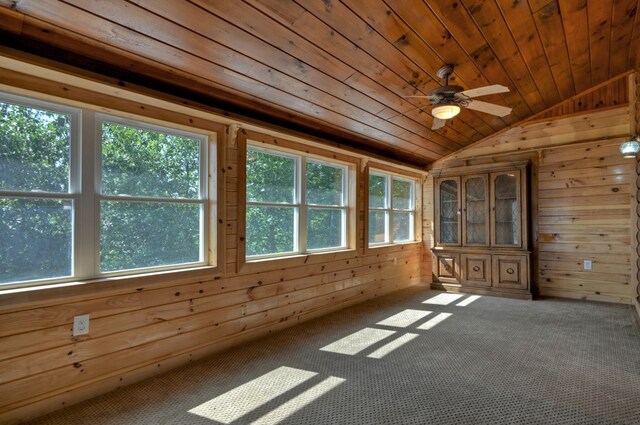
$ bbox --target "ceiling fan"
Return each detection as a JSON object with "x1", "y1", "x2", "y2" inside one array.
[{"x1": 405, "y1": 64, "x2": 512, "y2": 130}]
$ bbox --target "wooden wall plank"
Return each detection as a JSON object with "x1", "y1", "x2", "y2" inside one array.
[
  {"x1": 428, "y1": 97, "x2": 635, "y2": 305},
  {"x1": 0, "y1": 64, "x2": 427, "y2": 422}
]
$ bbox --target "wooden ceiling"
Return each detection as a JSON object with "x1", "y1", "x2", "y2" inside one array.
[{"x1": 0, "y1": 0, "x2": 639, "y2": 166}]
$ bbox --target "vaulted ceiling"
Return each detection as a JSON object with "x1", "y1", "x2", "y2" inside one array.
[{"x1": 0, "y1": 0, "x2": 639, "y2": 166}]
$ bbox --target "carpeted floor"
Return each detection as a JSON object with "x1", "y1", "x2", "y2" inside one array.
[{"x1": 25, "y1": 286, "x2": 640, "y2": 425}]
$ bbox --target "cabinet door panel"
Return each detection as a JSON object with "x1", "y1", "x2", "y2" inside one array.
[
  {"x1": 435, "y1": 177, "x2": 461, "y2": 246},
  {"x1": 462, "y1": 175, "x2": 489, "y2": 246},
  {"x1": 434, "y1": 252, "x2": 459, "y2": 282},
  {"x1": 492, "y1": 255, "x2": 528, "y2": 289},
  {"x1": 460, "y1": 253, "x2": 491, "y2": 286},
  {"x1": 491, "y1": 171, "x2": 522, "y2": 248}
]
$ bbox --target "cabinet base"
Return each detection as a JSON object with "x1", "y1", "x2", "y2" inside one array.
[{"x1": 431, "y1": 282, "x2": 533, "y2": 301}]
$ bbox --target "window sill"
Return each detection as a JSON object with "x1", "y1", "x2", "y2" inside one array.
[
  {"x1": 239, "y1": 248, "x2": 358, "y2": 274},
  {"x1": 366, "y1": 241, "x2": 422, "y2": 254},
  {"x1": 0, "y1": 265, "x2": 223, "y2": 312}
]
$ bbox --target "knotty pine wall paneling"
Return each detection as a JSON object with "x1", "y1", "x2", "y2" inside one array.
[
  {"x1": 0, "y1": 69, "x2": 425, "y2": 424},
  {"x1": 426, "y1": 77, "x2": 635, "y2": 303},
  {"x1": 633, "y1": 71, "x2": 640, "y2": 317}
]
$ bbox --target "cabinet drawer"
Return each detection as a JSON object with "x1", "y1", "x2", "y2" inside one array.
[
  {"x1": 460, "y1": 254, "x2": 491, "y2": 286},
  {"x1": 434, "y1": 252, "x2": 459, "y2": 283},
  {"x1": 492, "y1": 255, "x2": 528, "y2": 289}
]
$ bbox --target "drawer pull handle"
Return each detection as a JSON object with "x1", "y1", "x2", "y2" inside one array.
[
  {"x1": 506, "y1": 268, "x2": 515, "y2": 275},
  {"x1": 473, "y1": 266, "x2": 480, "y2": 272}
]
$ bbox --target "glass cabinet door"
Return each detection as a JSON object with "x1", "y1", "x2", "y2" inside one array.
[
  {"x1": 491, "y1": 171, "x2": 521, "y2": 247},
  {"x1": 437, "y1": 177, "x2": 460, "y2": 245},
  {"x1": 463, "y1": 175, "x2": 489, "y2": 246}
]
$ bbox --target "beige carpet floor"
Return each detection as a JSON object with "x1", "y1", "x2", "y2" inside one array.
[{"x1": 24, "y1": 286, "x2": 640, "y2": 424}]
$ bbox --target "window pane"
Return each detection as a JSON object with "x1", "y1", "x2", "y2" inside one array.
[
  {"x1": 465, "y1": 177, "x2": 487, "y2": 245},
  {"x1": 369, "y1": 174, "x2": 387, "y2": 208},
  {"x1": 306, "y1": 161, "x2": 344, "y2": 206},
  {"x1": 246, "y1": 205, "x2": 295, "y2": 256},
  {"x1": 100, "y1": 201, "x2": 201, "y2": 272},
  {"x1": 307, "y1": 208, "x2": 343, "y2": 250},
  {"x1": 392, "y1": 179, "x2": 413, "y2": 210},
  {"x1": 440, "y1": 179, "x2": 458, "y2": 244},
  {"x1": 393, "y1": 212, "x2": 413, "y2": 242},
  {"x1": 368, "y1": 210, "x2": 387, "y2": 244},
  {"x1": 101, "y1": 122, "x2": 200, "y2": 198},
  {"x1": 0, "y1": 197, "x2": 72, "y2": 284},
  {"x1": 494, "y1": 174, "x2": 518, "y2": 245},
  {"x1": 0, "y1": 101, "x2": 71, "y2": 193},
  {"x1": 246, "y1": 148, "x2": 295, "y2": 204}
]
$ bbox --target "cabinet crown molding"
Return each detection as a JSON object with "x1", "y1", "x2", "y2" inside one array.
[{"x1": 429, "y1": 160, "x2": 529, "y2": 178}]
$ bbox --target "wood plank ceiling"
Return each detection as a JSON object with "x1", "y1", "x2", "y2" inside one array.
[{"x1": 0, "y1": 0, "x2": 639, "y2": 166}]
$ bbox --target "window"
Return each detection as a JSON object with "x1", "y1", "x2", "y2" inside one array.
[
  {"x1": 0, "y1": 96, "x2": 78, "y2": 285},
  {"x1": 246, "y1": 145, "x2": 348, "y2": 258},
  {"x1": 0, "y1": 92, "x2": 213, "y2": 288},
  {"x1": 368, "y1": 171, "x2": 415, "y2": 245},
  {"x1": 98, "y1": 117, "x2": 207, "y2": 273}
]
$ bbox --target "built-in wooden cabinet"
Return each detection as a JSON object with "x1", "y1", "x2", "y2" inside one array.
[{"x1": 432, "y1": 161, "x2": 531, "y2": 299}]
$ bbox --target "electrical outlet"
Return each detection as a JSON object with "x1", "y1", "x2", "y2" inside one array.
[
  {"x1": 393, "y1": 257, "x2": 398, "y2": 265},
  {"x1": 73, "y1": 314, "x2": 90, "y2": 336},
  {"x1": 583, "y1": 260, "x2": 592, "y2": 271}
]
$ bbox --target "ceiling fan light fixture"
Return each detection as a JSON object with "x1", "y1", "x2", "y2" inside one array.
[
  {"x1": 432, "y1": 104, "x2": 460, "y2": 120},
  {"x1": 620, "y1": 137, "x2": 640, "y2": 158}
]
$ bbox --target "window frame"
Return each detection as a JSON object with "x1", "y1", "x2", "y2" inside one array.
[
  {"x1": 0, "y1": 93, "x2": 81, "y2": 287},
  {"x1": 94, "y1": 114, "x2": 210, "y2": 277},
  {"x1": 0, "y1": 92, "x2": 218, "y2": 290},
  {"x1": 367, "y1": 169, "x2": 417, "y2": 247},
  {"x1": 245, "y1": 143, "x2": 350, "y2": 260}
]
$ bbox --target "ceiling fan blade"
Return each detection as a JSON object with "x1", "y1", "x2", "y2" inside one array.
[
  {"x1": 431, "y1": 117, "x2": 446, "y2": 130},
  {"x1": 464, "y1": 100, "x2": 512, "y2": 117},
  {"x1": 459, "y1": 84, "x2": 509, "y2": 98}
]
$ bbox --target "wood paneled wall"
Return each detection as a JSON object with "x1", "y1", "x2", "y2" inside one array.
[
  {"x1": 0, "y1": 68, "x2": 424, "y2": 423},
  {"x1": 537, "y1": 141, "x2": 634, "y2": 303},
  {"x1": 633, "y1": 71, "x2": 640, "y2": 317},
  {"x1": 425, "y1": 100, "x2": 635, "y2": 304}
]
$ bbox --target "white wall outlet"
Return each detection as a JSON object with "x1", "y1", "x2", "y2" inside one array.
[
  {"x1": 73, "y1": 314, "x2": 90, "y2": 336},
  {"x1": 393, "y1": 257, "x2": 398, "y2": 265},
  {"x1": 583, "y1": 260, "x2": 592, "y2": 271}
]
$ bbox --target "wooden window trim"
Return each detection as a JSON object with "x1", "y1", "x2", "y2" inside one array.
[
  {"x1": 237, "y1": 129, "x2": 360, "y2": 274},
  {"x1": 364, "y1": 162, "x2": 423, "y2": 255}
]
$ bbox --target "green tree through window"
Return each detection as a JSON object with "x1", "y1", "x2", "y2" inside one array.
[{"x1": 246, "y1": 146, "x2": 348, "y2": 258}]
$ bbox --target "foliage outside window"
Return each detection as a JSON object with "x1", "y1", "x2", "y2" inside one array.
[
  {"x1": 98, "y1": 118, "x2": 207, "y2": 273},
  {"x1": 0, "y1": 93, "x2": 211, "y2": 287},
  {"x1": 246, "y1": 145, "x2": 348, "y2": 258},
  {"x1": 0, "y1": 98, "x2": 75, "y2": 284},
  {"x1": 368, "y1": 171, "x2": 415, "y2": 245}
]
